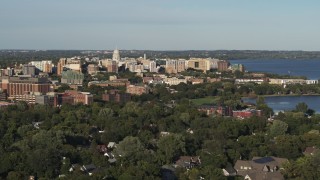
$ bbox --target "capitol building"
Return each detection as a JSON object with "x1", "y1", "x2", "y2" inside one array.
[{"x1": 112, "y1": 48, "x2": 120, "y2": 62}]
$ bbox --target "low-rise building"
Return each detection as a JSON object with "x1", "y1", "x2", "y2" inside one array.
[
  {"x1": 88, "y1": 79, "x2": 130, "y2": 87},
  {"x1": 232, "y1": 109, "x2": 262, "y2": 119},
  {"x1": 102, "y1": 90, "x2": 131, "y2": 103},
  {"x1": 87, "y1": 64, "x2": 99, "y2": 75},
  {"x1": 269, "y1": 78, "x2": 306, "y2": 85},
  {"x1": 235, "y1": 78, "x2": 267, "y2": 84},
  {"x1": 126, "y1": 85, "x2": 149, "y2": 95},
  {"x1": 164, "y1": 77, "x2": 187, "y2": 86},
  {"x1": 198, "y1": 105, "x2": 232, "y2": 116},
  {"x1": 54, "y1": 91, "x2": 93, "y2": 106}
]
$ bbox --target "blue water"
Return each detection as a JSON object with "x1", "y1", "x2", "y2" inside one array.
[
  {"x1": 230, "y1": 59, "x2": 320, "y2": 80},
  {"x1": 243, "y1": 96, "x2": 320, "y2": 113}
]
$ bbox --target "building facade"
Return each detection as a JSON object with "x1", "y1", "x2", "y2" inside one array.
[
  {"x1": 126, "y1": 85, "x2": 149, "y2": 95},
  {"x1": 61, "y1": 70, "x2": 84, "y2": 85},
  {"x1": 102, "y1": 90, "x2": 131, "y2": 103},
  {"x1": 1, "y1": 76, "x2": 51, "y2": 100}
]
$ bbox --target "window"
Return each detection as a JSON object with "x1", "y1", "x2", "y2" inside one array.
[{"x1": 195, "y1": 62, "x2": 199, "y2": 68}]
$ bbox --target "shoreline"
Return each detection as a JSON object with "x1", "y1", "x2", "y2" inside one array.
[{"x1": 243, "y1": 94, "x2": 320, "y2": 98}]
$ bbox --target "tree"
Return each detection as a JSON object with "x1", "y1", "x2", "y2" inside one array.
[
  {"x1": 157, "y1": 134, "x2": 186, "y2": 164},
  {"x1": 269, "y1": 120, "x2": 288, "y2": 138},
  {"x1": 115, "y1": 136, "x2": 144, "y2": 159},
  {"x1": 295, "y1": 102, "x2": 308, "y2": 113}
]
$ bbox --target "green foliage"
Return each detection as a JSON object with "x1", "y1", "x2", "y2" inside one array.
[
  {"x1": 157, "y1": 134, "x2": 186, "y2": 164},
  {"x1": 269, "y1": 120, "x2": 288, "y2": 138},
  {"x1": 0, "y1": 77, "x2": 318, "y2": 179}
]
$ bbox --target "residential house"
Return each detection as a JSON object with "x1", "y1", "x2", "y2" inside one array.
[
  {"x1": 303, "y1": 146, "x2": 319, "y2": 156},
  {"x1": 234, "y1": 156, "x2": 288, "y2": 180},
  {"x1": 81, "y1": 164, "x2": 97, "y2": 176},
  {"x1": 174, "y1": 156, "x2": 201, "y2": 169},
  {"x1": 222, "y1": 165, "x2": 237, "y2": 176}
]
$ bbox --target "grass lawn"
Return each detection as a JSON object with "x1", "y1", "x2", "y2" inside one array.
[{"x1": 191, "y1": 96, "x2": 219, "y2": 105}]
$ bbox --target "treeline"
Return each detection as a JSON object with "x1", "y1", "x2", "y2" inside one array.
[{"x1": 0, "y1": 82, "x2": 320, "y2": 179}]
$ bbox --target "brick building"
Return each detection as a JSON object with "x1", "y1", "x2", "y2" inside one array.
[
  {"x1": 102, "y1": 90, "x2": 131, "y2": 103},
  {"x1": 54, "y1": 91, "x2": 93, "y2": 106},
  {"x1": 232, "y1": 109, "x2": 262, "y2": 119},
  {"x1": 198, "y1": 105, "x2": 232, "y2": 116},
  {"x1": 126, "y1": 85, "x2": 149, "y2": 95},
  {"x1": 217, "y1": 60, "x2": 230, "y2": 72},
  {"x1": 1, "y1": 76, "x2": 51, "y2": 100}
]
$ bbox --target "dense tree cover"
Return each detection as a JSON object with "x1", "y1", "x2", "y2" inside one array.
[{"x1": 0, "y1": 82, "x2": 320, "y2": 179}]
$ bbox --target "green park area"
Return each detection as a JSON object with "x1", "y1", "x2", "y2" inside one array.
[{"x1": 190, "y1": 96, "x2": 220, "y2": 105}]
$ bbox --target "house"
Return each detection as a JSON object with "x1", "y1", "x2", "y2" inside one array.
[
  {"x1": 160, "y1": 131, "x2": 170, "y2": 137},
  {"x1": 234, "y1": 156, "x2": 288, "y2": 180},
  {"x1": 222, "y1": 165, "x2": 237, "y2": 176},
  {"x1": 96, "y1": 145, "x2": 108, "y2": 153},
  {"x1": 107, "y1": 142, "x2": 116, "y2": 149},
  {"x1": 174, "y1": 156, "x2": 201, "y2": 169},
  {"x1": 303, "y1": 146, "x2": 319, "y2": 156},
  {"x1": 244, "y1": 171, "x2": 284, "y2": 180},
  {"x1": 69, "y1": 164, "x2": 81, "y2": 172},
  {"x1": 81, "y1": 164, "x2": 97, "y2": 176}
]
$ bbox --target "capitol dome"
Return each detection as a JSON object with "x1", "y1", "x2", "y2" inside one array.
[{"x1": 112, "y1": 48, "x2": 120, "y2": 61}]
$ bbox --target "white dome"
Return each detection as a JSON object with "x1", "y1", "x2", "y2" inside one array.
[{"x1": 112, "y1": 48, "x2": 120, "y2": 61}]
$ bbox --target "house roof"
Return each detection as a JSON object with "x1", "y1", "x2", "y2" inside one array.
[
  {"x1": 245, "y1": 171, "x2": 284, "y2": 180},
  {"x1": 81, "y1": 164, "x2": 96, "y2": 172},
  {"x1": 234, "y1": 156, "x2": 288, "y2": 178},
  {"x1": 223, "y1": 165, "x2": 237, "y2": 175},
  {"x1": 234, "y1": 160, "x2": 252, "y2": 171},
  {"x1": 175, "y1": 156, "x2": 200, "y2": 168},
  {"x1": 251, "y1": 156, "x2": 288, "y2": 169},
  {"x1": 303, "y1": 146, "x2": 319, "y2": 155},
  {"x1": 107, "y1": 142, "x2": 116, "y2": 148}
]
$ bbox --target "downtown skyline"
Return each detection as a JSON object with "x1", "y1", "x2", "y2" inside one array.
[{"x1": 1, "y1": 0, "x2": 320, "y2": 51}]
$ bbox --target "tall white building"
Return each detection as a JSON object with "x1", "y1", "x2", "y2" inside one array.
[
  {"x1": 149, "y1": 61, "x2": 157, "y2": 73},
  {"x1": 30, "y1": 60, "x2": 53, "y2": 73}
]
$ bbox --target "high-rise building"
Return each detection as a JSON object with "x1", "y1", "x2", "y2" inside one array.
[
  {"x1": 107, "y1": 60, "x2": 118, "y2": 73},
  {"x1": 30, "y1": 60, "x2": 53, "y2": 73},
  {"x1": 61, "y1": 70, "x2": 84, "y2": 85},
  {"x1": 22, "y1": 64, "x2": 36, "y2": 76},
  {"x1": 149, "y1": 61, "x2": 157, "y2": 73},
  {"x1": 165, "y1": 60, "x2": 186, "y2": 74},
  {"x1": 217, "y1": 60, "x2": 230, "y2": 72},
  {"x1": 187, "y1": 58, "x2": 209, "y2": 72},
  {"x1": 57, "y1": 58, "x2": 67, "y2": 75}
]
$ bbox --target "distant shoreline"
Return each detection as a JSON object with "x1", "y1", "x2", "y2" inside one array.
[{"x1": 243, "y1": 94, "x2": 320, "y2": 99}]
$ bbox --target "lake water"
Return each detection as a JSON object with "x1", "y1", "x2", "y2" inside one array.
[
  {"x1": 230, "y1": 59, "x2": 320, "y2": 80},
  {"x1": 242, "y1": 96, "x2": 320, "y2": 113}
]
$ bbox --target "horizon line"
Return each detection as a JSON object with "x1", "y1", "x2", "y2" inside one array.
[{"x1": 1, "y1": 49, "x2": 319, "y2": 52}]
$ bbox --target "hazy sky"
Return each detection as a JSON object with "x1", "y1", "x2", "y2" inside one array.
[{"x1": 1, "y1": 0, "x2": 319, "y2": 50}]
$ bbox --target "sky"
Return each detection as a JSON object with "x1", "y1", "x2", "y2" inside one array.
[{"x1": 1, "y1": 0, "x2": 320, "y2": 50}]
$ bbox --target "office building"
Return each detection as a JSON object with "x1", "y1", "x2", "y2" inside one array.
[
  {"x1": 61, "y1": 70, "x2": 84, "y2": 85},
  {"x1": 22, "y1": 64, "x2": 36, "y2": 76}
]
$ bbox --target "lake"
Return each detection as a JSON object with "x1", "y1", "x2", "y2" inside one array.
[
  {"x1": 242, "y1": 95, "x2": 320, "y2": 113},
  {"x1": 230, "y1": 59, "x2": 320, "y2": 80}
]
